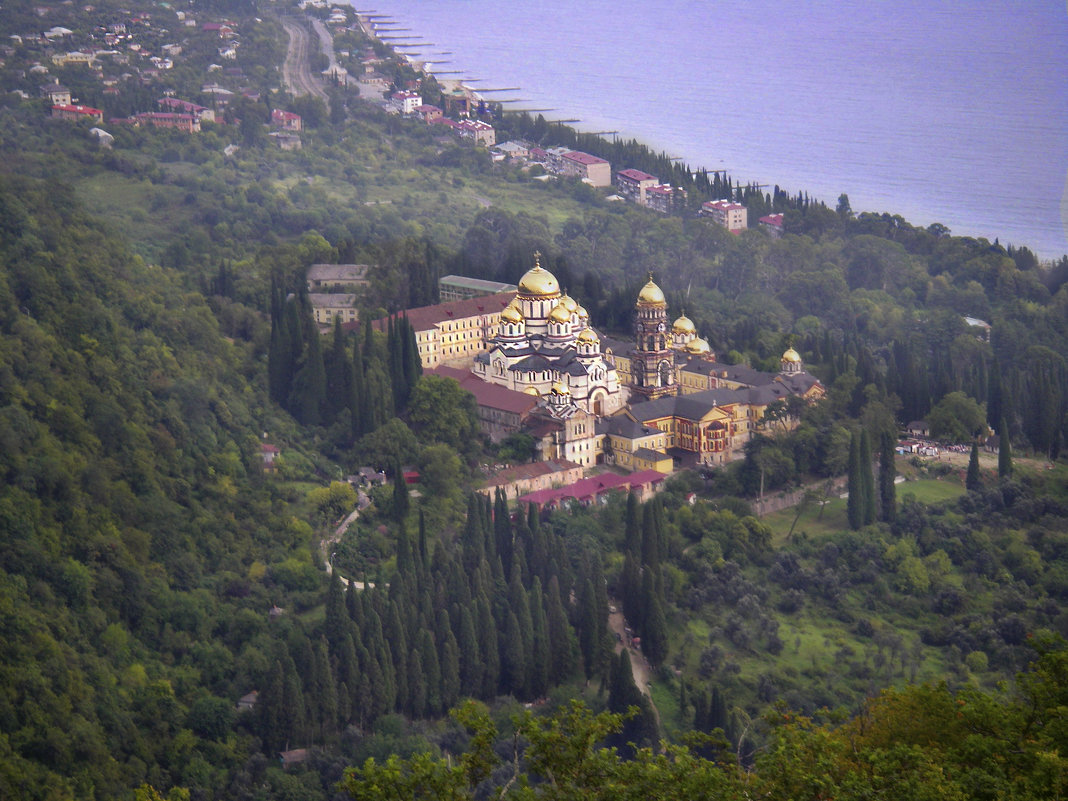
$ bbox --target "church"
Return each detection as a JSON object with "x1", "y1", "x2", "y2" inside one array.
[{"x1": 472, "y1": 253, "x2": 624, "y2": 417}]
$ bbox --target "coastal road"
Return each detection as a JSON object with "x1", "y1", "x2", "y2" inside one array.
[{"x1": 280, "y1": 16, "x2": 328, "y2": 104}]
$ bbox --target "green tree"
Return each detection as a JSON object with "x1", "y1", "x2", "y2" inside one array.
[
  {"x1": 847, "y1": 429, "x2": 863, "y2": 530},
  {"x1": 927, "y1": 391, "x2": 987, "y2": 443},
  {"x1": 878, "y1": 429, "x2": 897, "y2": 523},
  {"x1": 966, "y1": 441, "x2": 981, "y2": 491},
  {"x1": 405, "y1": 375, "x2": 479, "y2": 451},
  {"x1": 860, "y1": 429, "x2": 876, "y2": 525},
  {"x1": 998, "y1": 416, "x2": 1014, "y2": 478}
]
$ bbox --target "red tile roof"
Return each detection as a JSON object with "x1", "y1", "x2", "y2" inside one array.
[
  {"x1": 427, "y1": 367, "x2": 538, "y2": 415},
  {"x1": 618, "y1": 168, "x2": 658, "y2": 182},
  {"x1": 364, "y1": 292, "x2": 516, "y2": 335},
  {"x1": 563, "y1": 150, "x2": 608, "y2": 166}
]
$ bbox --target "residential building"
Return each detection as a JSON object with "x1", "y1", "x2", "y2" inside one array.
[
  {"x1": 306, "y1": 264, "x2": 371, "y2": 292},
  {"x1": 41, "y1": 83, "x2": 71, "y2": 106},
  {"x1": 365, "y1": 292, "x2": 517, "y2": 369},
  {"x1": 392, "y1": 90, "x2": 421, "y2": 114},
  {"x1": 559, "y1": 150, "x2": 612, "y2": 186},
  {"x1": 131, "y1": 112, "x2": 200, "y2": 132},
  {"x1": 51, "y1": 104, "x2": 103, "y2": 122},
  {"x1": 413, "y1": 103, "x2": 442, "y2": 123},
  {"x1": 439, "y1": 275, "x2": 518, "y2": 302},
  {"x1": 759, "y1": 212, "x2": 784, "y2": 237},
  {"x1": 269, "y1": 132, "x2": 301, "y2": 150},
  {"x1": 159, "y1": 97, "x2": 215, "y2": 123},
  {"x1": 616, "y1": 168, "x2": 659, "y2": 204},
  {"x1": 270, "y1": 108, "x2": 302, "y2": 131},
  {"x1": 457, "y1": 118, "x2": 495, "y2": 146},
  {"x1": 644, "y1": 183, "x2": 686, "y2": 214},
  {"x1": 700, "y1": 199, "x2": 748, "y2": 232},
  {"x1": 309, "y1": 293, "x2": 357, "y2": 326}
]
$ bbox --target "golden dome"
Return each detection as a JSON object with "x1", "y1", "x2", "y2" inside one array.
[
  {"x1": 548, "y1": 303, "x2": 572, "y2": 324},
  {"x1": 500, "y1": 302, "x2": 524, "y2": 324},
  {"x1": 782, "y1": 347, "x2": 802, "y2": 363},
  {"x1": 577, "y1": 327, "x2": 600, "y2": 344},
  {"x1": 550, "y1": 381, "x2": 571, "y2": 395},
  {"x1": 559, "y1": 293, "x2": 578, "y2": 313},
  {"x1": 517, "y1": 252, "x2": 561, "y2": 299},
  {"x1": 672, "y1": 313, "x2": 696, "y2": 334},
  {"x1": 685, "y1": 337, "x2": 711, "y2": 355},
  {"x1": 637, "y1": 274, "x2": 667, "y2": 306},
  {"x1": 523, "y1": 386, "x2": 540, "y2": 396},
  {"x1": 576, "y1": 305, "x2": 589, "y2": 319}
]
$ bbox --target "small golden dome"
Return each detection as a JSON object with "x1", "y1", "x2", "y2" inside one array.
[
  {"x1": 517, "y1": 252, "x2": 561, "y2": 299},
  {"x1": 685, "y1": 337, "x2": 711, "y2": 355},
  {"x1": 500, "y1": 302, "x2": 523, "y2": 324},
  {"x1": 577, "y1": 327, "x2": 600, "y2": 344},
  {"x1": 550, "y1": 381, "x2": 571, "y2": 395},
  {"x1": 672, "y1": 314, "x2": 696, "y2": 334},
  {"x1": 637, "y1": 274, "x2": 666, "y2": 306},
  {"x1": 559, "y1": 293, "x2": 578, "y2": 313},
  {"x1": 523, "y1": 386, "x2": 540, "y2": 396},
  {"x1": 548, "y1": 303, "x2": 572, "y2": 324},
  {"x1": 782, "y1": 347, "x2": 802, "y2": 363},
  {"x1": 576, "y1": 305, "x2": 589, "y2": 319}
]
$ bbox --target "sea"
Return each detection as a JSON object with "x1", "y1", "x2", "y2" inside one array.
[{"x1": 355, "y1": 0, "x2": 1068, "y2": 262}]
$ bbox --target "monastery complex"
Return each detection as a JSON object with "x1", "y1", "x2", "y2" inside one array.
[{"x1": 376, "y1": 254, "x2": 824, "y2": 483}]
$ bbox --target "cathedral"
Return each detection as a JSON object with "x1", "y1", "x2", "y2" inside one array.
[{"x1": 472, "y1": 253, "x2": 624, "y2": 417}]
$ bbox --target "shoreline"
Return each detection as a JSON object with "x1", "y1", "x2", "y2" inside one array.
[{"x1": 351, "y1": 4, "x2": 1068, "y2": 261}]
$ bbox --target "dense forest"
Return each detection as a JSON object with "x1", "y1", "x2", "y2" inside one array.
[{"x1": 2, "y1": 0, "x2": 1068, "y2": 798}]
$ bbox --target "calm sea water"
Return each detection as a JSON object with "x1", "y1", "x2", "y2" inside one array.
[{"x1": 358, "y1": 0, "x2": 1068, "y2": 261}]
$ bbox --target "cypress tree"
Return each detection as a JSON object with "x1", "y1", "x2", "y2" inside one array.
[
  {"x1": 289, "y1": 321, "x2": 327, "y2": 425},
  {"x1": 577, "y1": 577, "x2": 603, "y2": 681},
  {"x1": 847, "y1": 430, "x2": 863, "y2": 530},
  {"x1": 641, "y1": 503, "x2": 660, "y2": 574},
  {"x1": 624, "y1": 491, "x2": 641, "y2": 556},
  {"x1": 458, "y1": 605, "x2": 483, "y2": 697},
  {"x1": 545, "y1": 575, "x2": 579, "y2": 683},
  {"x1": 418, "y1": 629, "x2": 442, "y2": 716},
  {"x1": 640, "y1": 569, "x2": 668, "y2": 666},
  {"x1": 860, "y1": 429, "x2": 876, "y2": 525},
  {"x1": 437, "y1": 610, "x2": 461, "y2": 711},
  {"x1": 966, "y1": 440, "x2": 981, "y2": 491},
  {"x1": 476, "y1": 594, "x2": 500, "y2": 698},
  {"x1": 324, "y1": 570, "x2": 346, "y2": 652},
  {"x1": 528, "y1": 578, "x2": 551, "y2": 698},
  {"x1": 406, "y1": 647, "x2": 427, "y2": 717},
  {"x1": 998, "y1": 416, "x2": 1014, "y2": 478},
  {"x1": 312, "y1": 637, "x2": 337, "y2": 741},
  {"x1": 878, "y1": 429, "x2": 897, "y2": 523},
  {"x1": 501, "y1": 610, "x2": 527, "y2": 697}
]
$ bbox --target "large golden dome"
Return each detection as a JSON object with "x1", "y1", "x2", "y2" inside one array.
[
  {"x1": 550, "y1": 381, "x2": 571, "y2": 396},
  {"x1": 577, "y1": 327, "x2": 600, "y2": 344},
  {"x1": 558, "y1": 292, "x2": 578, "y2": 313},
  {"x1": 672, "y1": 313, "x2": 696, "y2": 334},
  {"x1": 518, "y1": 252, "x2": 561, "y2": 299},
  {"x1": 637, "y1": 275, "x2": 666, "y2": 306},
  {"x1": 685, "y1": 337, "x2": 711, "y2": 355},
  {"x1": 576, "y1": 305, "x2": 589, "y2": 319},
  {"x1": 782, "y1": 347, "x2": 802, "y2": 363}
]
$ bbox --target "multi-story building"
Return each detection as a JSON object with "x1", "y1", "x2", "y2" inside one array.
[
  {"x1": 439, "y1": 275, "x2": 518, "y2": 302},
  {"x1": 160, "y1": 97, "x2": 216, "y2": 123},
  {"x1": 392, "y1": 90, "x2": 422, "y2": 114},
  {"x1": 270, "y1": 108, "x2": 302, "y2": 131},
  {"x1": 700, "y1": 199, "x2": 748, "y2": 232},
  {"x1": 616, "y1": 168, "x2": 660, "y2": 204},
  {"x1": 51, "y1": 104, "x2": 103, "y2": 123},
  {"x1": 306, "y1": 264, "x2": 370, "y2": 292},
  {"x1": 546, "y1": 148, "x2": 612, "y2": 186},
  {"x1": 644, "y1": 184, "x2": 686, "y2": 214},
  {"x1": 367, "y1": 292, "x2": 517, "y2": 369},
  {"x1": 131, "y1": 112, "x2": 201, "y2": 133},
  {"x1": 309, "y1": 294, "x2": 358, "y2": 326}
]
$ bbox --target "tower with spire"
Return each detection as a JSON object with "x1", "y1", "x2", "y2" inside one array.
[{"x1": 631, "y1": 274, "x2": 676, "y2": 400}]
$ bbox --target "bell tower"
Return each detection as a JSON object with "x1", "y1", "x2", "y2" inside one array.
[{"x1": 632, "y1": 274, "x2": 675, "y2": 400}]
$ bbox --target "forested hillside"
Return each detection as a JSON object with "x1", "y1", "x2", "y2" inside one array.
[{"x1": 3, "y1": 0, "x2": 1068, "y2": 798}]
